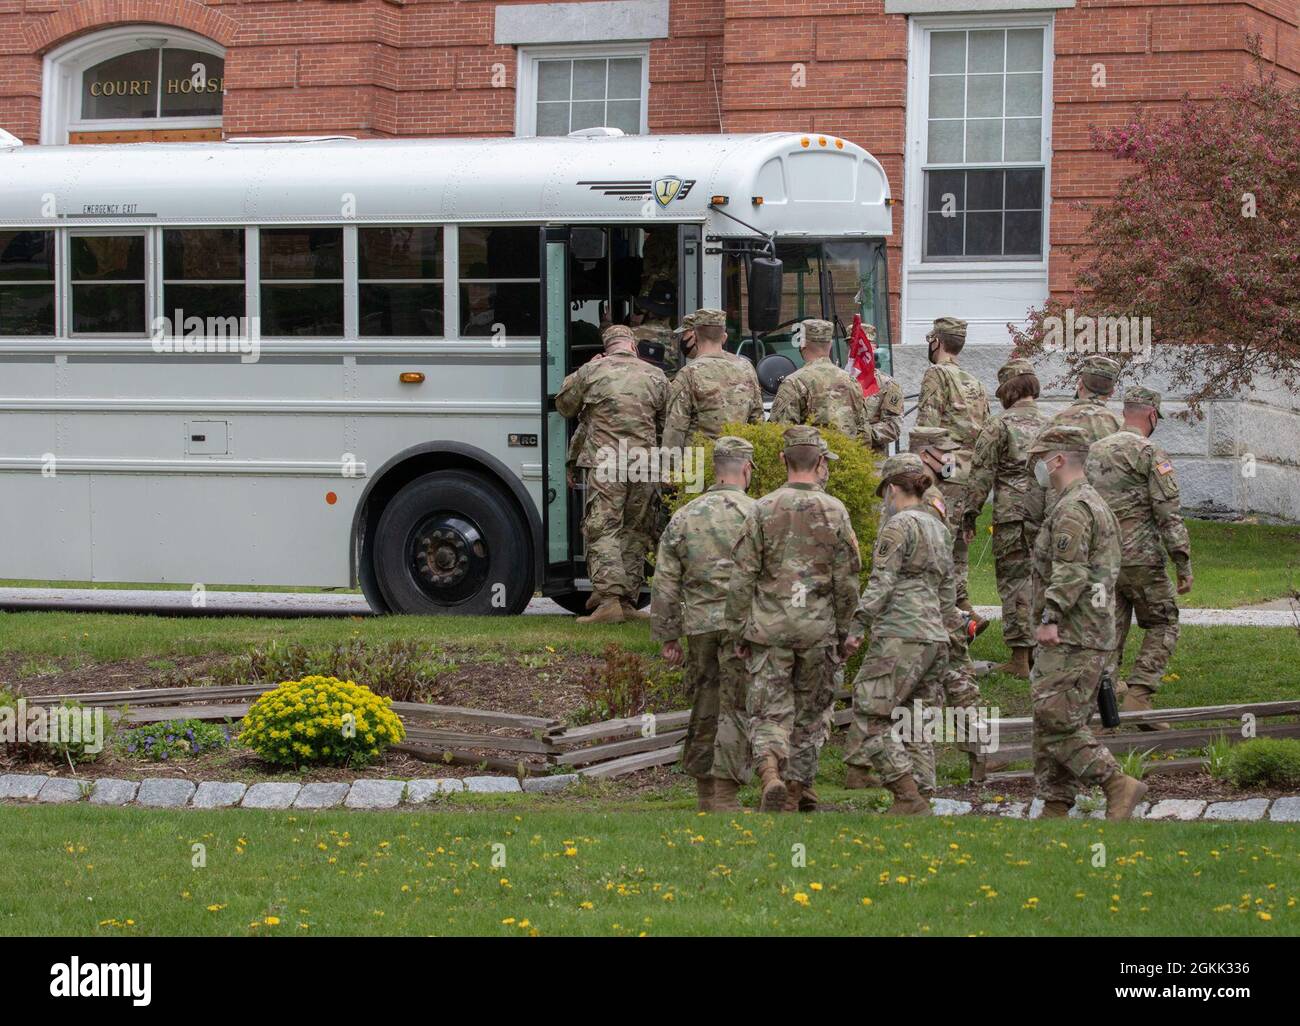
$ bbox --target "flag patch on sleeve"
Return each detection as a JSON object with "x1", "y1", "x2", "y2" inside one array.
[
  {"x1": 1156, "y1": 460, "x2": 1174, "y2": 476},
  {"x1": 931, "y1": 497, "x2": 946, "y2": 517}
]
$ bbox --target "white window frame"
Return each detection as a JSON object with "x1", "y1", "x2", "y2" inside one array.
[
  {"x1": 41, "y1": 25, "x2": 225, "y2": 145},
  {"x1": 514, "y1": 43, "x2": 650, "y2": 138},
  {"x1": 903, "y1": 11, "x2": 1054, "y2": 276}
]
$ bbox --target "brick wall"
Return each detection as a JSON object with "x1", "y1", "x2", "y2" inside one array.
[{"x1": 1, "y1": 0, "x2": 1296, "y2": 316}]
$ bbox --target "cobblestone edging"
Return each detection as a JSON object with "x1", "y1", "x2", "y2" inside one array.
[
  {"x1": 0, "y1": 773, "x2": 578, "y2": 810},
  {"x1": 1, "y1": 773, "x2": 1298, "y2": 820}
]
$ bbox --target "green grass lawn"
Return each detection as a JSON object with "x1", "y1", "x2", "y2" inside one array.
[
  {"x1": 1, "y1": 804, "x2": 1296, "y2": 937},
  {"x1": 966, "y1": 512, "x2": 1300, "y2": 610}
]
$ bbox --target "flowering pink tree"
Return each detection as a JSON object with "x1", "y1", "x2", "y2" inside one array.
[{"x1": 1011, "y1": 67, "x2": 1299, "y2": 412}]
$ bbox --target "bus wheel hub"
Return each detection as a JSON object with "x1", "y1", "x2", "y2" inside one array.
[{"x1": 412, "y1": 515, "x2": 489, "y2": 596}]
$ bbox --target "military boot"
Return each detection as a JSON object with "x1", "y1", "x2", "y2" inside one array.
[
  {"x1": 995, "y1": 646, "x2": 1032, "y2": 679},
  {"x1": 758, "y1": 755, "x2": 787, "y2": 812},
  {"x1": 1102, "y1": 772, "x2": 1149, "y2": 821},
  {"x1": 1039, "y1": 800, "x2": 1072, "y2": 819},
  {"x1": 884, "y1": 775, "x2": 932, "y2": 816},
  {"x1": 576, "y1": 597, "x2": 625, "y2": 625},
  {"x1": 712, "y1": 779, "x2": 741, "y2": 812},
  {"x1": 782, "y1": 781, "x2": 803, "y2": 812},
  {"x1": 798, "y1": 784, "x2": 819, "y2": 812},
  {"x1": 844, "y1": 764, "x2": 881, "y2": 789},
  {"x1": 696, "y1": 776, "x2": 715, "y2": 812},
  {"x1": 1122, "y1": 685, "x2": 1169, "y2": 732},
  {"x1": 620, "y1": 599, "x2": 652, "y2": 621},
  {"x1": 584, "y1": 592, "x2": 600, "y2": 611}
]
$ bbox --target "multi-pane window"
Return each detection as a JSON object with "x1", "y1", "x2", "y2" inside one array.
[
  {"x1": 70, "y1": 233, "x2": 147, "y2": 334},
  {"x1": 459, "y1": 227, "x2": 540, "y2": 337},
  {"x1": 359, "y1": 227, "x2": 443, "y2": 337},
  {"x1": 0, "y1": 231, "x2": 56, "y2": 336},
  {"x1": 162, "y1": 229, "x2": 245, "y2": 332},
  {"x1": 924, "y1": 27, "x2": 1046, "y2": 260},
  {"x1": 259, "y1": 228, "x2": 343, "y2": 337},
  {"x1": 81, "y1": 47, "x2": 224, "y2": 121},
  {"x1": 533, "y1": 56, "x2": 644, "y2": 136}
]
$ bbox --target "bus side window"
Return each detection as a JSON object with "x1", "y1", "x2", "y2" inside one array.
[
  {"x1": 459, "y1": 226, "x2": 540, "y2": 338},
  {"x1": 260, "y1": 227, "x2": 344, "y2": 337},
  {"x1": 70, "y1": 233, "x2": 147, "y2": 336},
  {"x1": 0, "y1": 230, "x2": 56, "y2": 337},
  {"x1": 162, "y1": 228, "x2": 245, "y2": 336},
  {"x1": 359, "y1": 226, "x2": 444, "y2": 337}
]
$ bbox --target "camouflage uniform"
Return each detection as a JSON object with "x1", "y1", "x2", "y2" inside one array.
[
  {"x1": 661, "y1": 335, "x2": 763, "y2": 452},
  {"x1": 914, "y1": 320, "x2": 989, "y2": 609},
  {"x1": 863, "y1": 371, "x2": 905, "y2": 453},
  {"x1": 844, "y1": 463, "x2": 954, "y2": 788},
  {"x1": 724, "y1": 426, "x2": 861, "y2": 788},
  {"x1": 555, "y1": 328, "x2": 669, "y2": 603},
  {"x1": 1028, "y1": 426, "x2": 1124, "y2": 804},
  {"x1": 652, "y1": 437, "x2": 757, "y2": 784},
  {"x1": 1028, "y1": 355, "x2": 1124, "y2": 525},
  {"x1": 1086, "y1": 387, "x2": 1191, "y2": 697},
  {"x1": 966, "y1": 359, "x2": 1048, "y2": 649},
  {"x1": 770, "y1": 320, "x2": 873, "y2": 444}
]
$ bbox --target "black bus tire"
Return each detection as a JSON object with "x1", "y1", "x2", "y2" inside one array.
[{"x1": 372, "y1": 470, "x2": 533, "y2": 616}]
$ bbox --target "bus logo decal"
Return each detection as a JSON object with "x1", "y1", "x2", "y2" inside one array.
[
  {"x1": 653, "y1": 176, "x2": 684, "y2": 206},
  {"x1": 576, "y1": 179, "x2": 695, "y2": 203}
]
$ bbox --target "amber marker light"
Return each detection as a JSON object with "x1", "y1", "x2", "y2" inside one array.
[
  {"x1": 710, "y1": 195, "x2": 729, "y2": 205},
  {"x1": 800, "y1": 137, "x2": 810, "y2": 148},
  {"x1": 399, "y1": 372, "x2": 425, "y2": 384},
  {"x1": 325, "y1": 491, "x2": 338, "y2": 505}
]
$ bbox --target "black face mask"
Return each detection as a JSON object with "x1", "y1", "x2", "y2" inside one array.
[{"x1": 927, "y1": 337, "x2": 940, "y2": 364}]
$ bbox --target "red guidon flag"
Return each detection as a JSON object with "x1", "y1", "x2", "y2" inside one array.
[{"x1": 848, "y1": 314, "x2": 879, "y2": 398}]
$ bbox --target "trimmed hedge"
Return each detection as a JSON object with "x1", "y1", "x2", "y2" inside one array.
[{"x1": 664, "y1": 421, "x2": 881, "y2": 585}]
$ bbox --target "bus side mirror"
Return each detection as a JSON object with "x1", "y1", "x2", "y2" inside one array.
[{"x1": 748, "y1": 256, "x2": 783, "y2": 332}]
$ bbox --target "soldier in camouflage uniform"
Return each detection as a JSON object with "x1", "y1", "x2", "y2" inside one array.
[
  {"x1": 1086, "y1": 386, "x2": 1193, "y2": 724},
  {"x1": 840, "y1": 453, "x2": 960, "y2": 815},
  {"x1": 966, "y1": 358, "x2": 1049, "y2": 678},
  {"x1": 652, "y1": 436, "x2": 757, "y2": 811},
  {"x1": 661, "y1": 309, "x2": 763, "y2": 452},
  {"x1": 914, "y1": 316, "x2": 990, "y2": 621},
  {"x1": 556, "y1": 324, "x2": 669, "y2": 624},
  {"x1": 859, "y1": 323, "x2": 905, "y2": 453},
  {"x1": 770, "y1": 320, "x2": 873, "y2": 443},
  {"x1": 724, "y1": 426, "x2": 861, "y2": 812},
  {"x1": 1027, "y1": 354, "x2": 1123, "y2": 524},
  {"x1": 1028, "y1": 424, "x2": 1147, "y2": 820}
]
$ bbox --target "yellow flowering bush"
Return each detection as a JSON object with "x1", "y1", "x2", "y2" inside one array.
[{"x1": 239, "y1": 675, "x2": 405, "y2": 768}]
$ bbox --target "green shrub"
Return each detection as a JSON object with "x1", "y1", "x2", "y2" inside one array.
[
  {"x1": 1222, "y1": 738, "x2": 1300, "y2": 789},
  {"x1": 45, "y1": 699, "x2": 106, "y2": 765},
  {"x1": 664, "y1": 421, "x2": 881, "y2": 585},
  {"x1": 240, "y1": 675, "x2": 405, "y2": 768},
  {"x1": 572, "y1": 644, "x2": 687, "y2": 725},
  {"x1": 118, "y1": 719, "x2": 235, "y2": 762}
]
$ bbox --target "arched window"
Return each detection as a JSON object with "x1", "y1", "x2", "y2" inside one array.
[{"x1": 41, "y1": 26, "x2": 224, "y2": 144}]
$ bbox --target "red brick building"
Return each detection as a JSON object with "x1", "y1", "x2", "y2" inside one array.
[
  {"x1": 1, "y1": 1, "x2": 1298, "y2": 518},
  {"x1": 2, "y1": 0, "x2": 1296, "y2": 343}
]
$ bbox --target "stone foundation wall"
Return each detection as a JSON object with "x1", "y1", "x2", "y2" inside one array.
[{"x1": 888, "y1": 343, "x2": 1300, "y2": 524}]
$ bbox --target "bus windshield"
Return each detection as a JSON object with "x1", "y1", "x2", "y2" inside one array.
[{"x1": 723, "y1": 238, "x2": 891, "y2": 375}]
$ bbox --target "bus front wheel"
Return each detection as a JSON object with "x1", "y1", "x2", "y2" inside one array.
[{"x1": 372, "y1": 470, "x2": 533, "y2": 616}]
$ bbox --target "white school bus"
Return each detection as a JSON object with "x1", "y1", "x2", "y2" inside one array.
[{"x1": 0, "y1": 129, "x2": 893, "y2": 615}]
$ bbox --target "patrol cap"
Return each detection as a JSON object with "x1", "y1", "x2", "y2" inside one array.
[
  {"x1": 672, "y1": 312, "x2": 698, "y2": 336},
  {"x1": 782, "y1": 424, "x2": 825, "y2": 454},
  {"x1": 875, "y1": 452, "x2": 926, "y2": 496},
  {"x1": 932, "y1": 316, "x2": 967, "y2": 341},
  {"x1": 1080, "y1": 355, "x2": 1120, "y2": 382},
  {"x1": 997, "y1": 358, "x2": 1036, "y2": 385},
  {"x1": 1123, "y1": 385, "x2": 1162, "y2": 418},
  {"x1": 818, "y1": 437, "x2": 840, "y2": 462},
  {"x1": 907, "y1": 426, "x2": 960, "y2": 453},
  {"x1": 799, "y1": 319, "x2": 834, "y2": 346},
  {"x1": 602, "y1": 324, "x2": 636, "y2": 348},
  {"x1": 692, "y1": 308, "x2": 726, "y2": 328},
  {"x1": 1028, "y1": 424, "x2": 1092, "y2": 456},
  {"x1": 713, "y1": 435, "x2": 754, "y2": 462}
]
